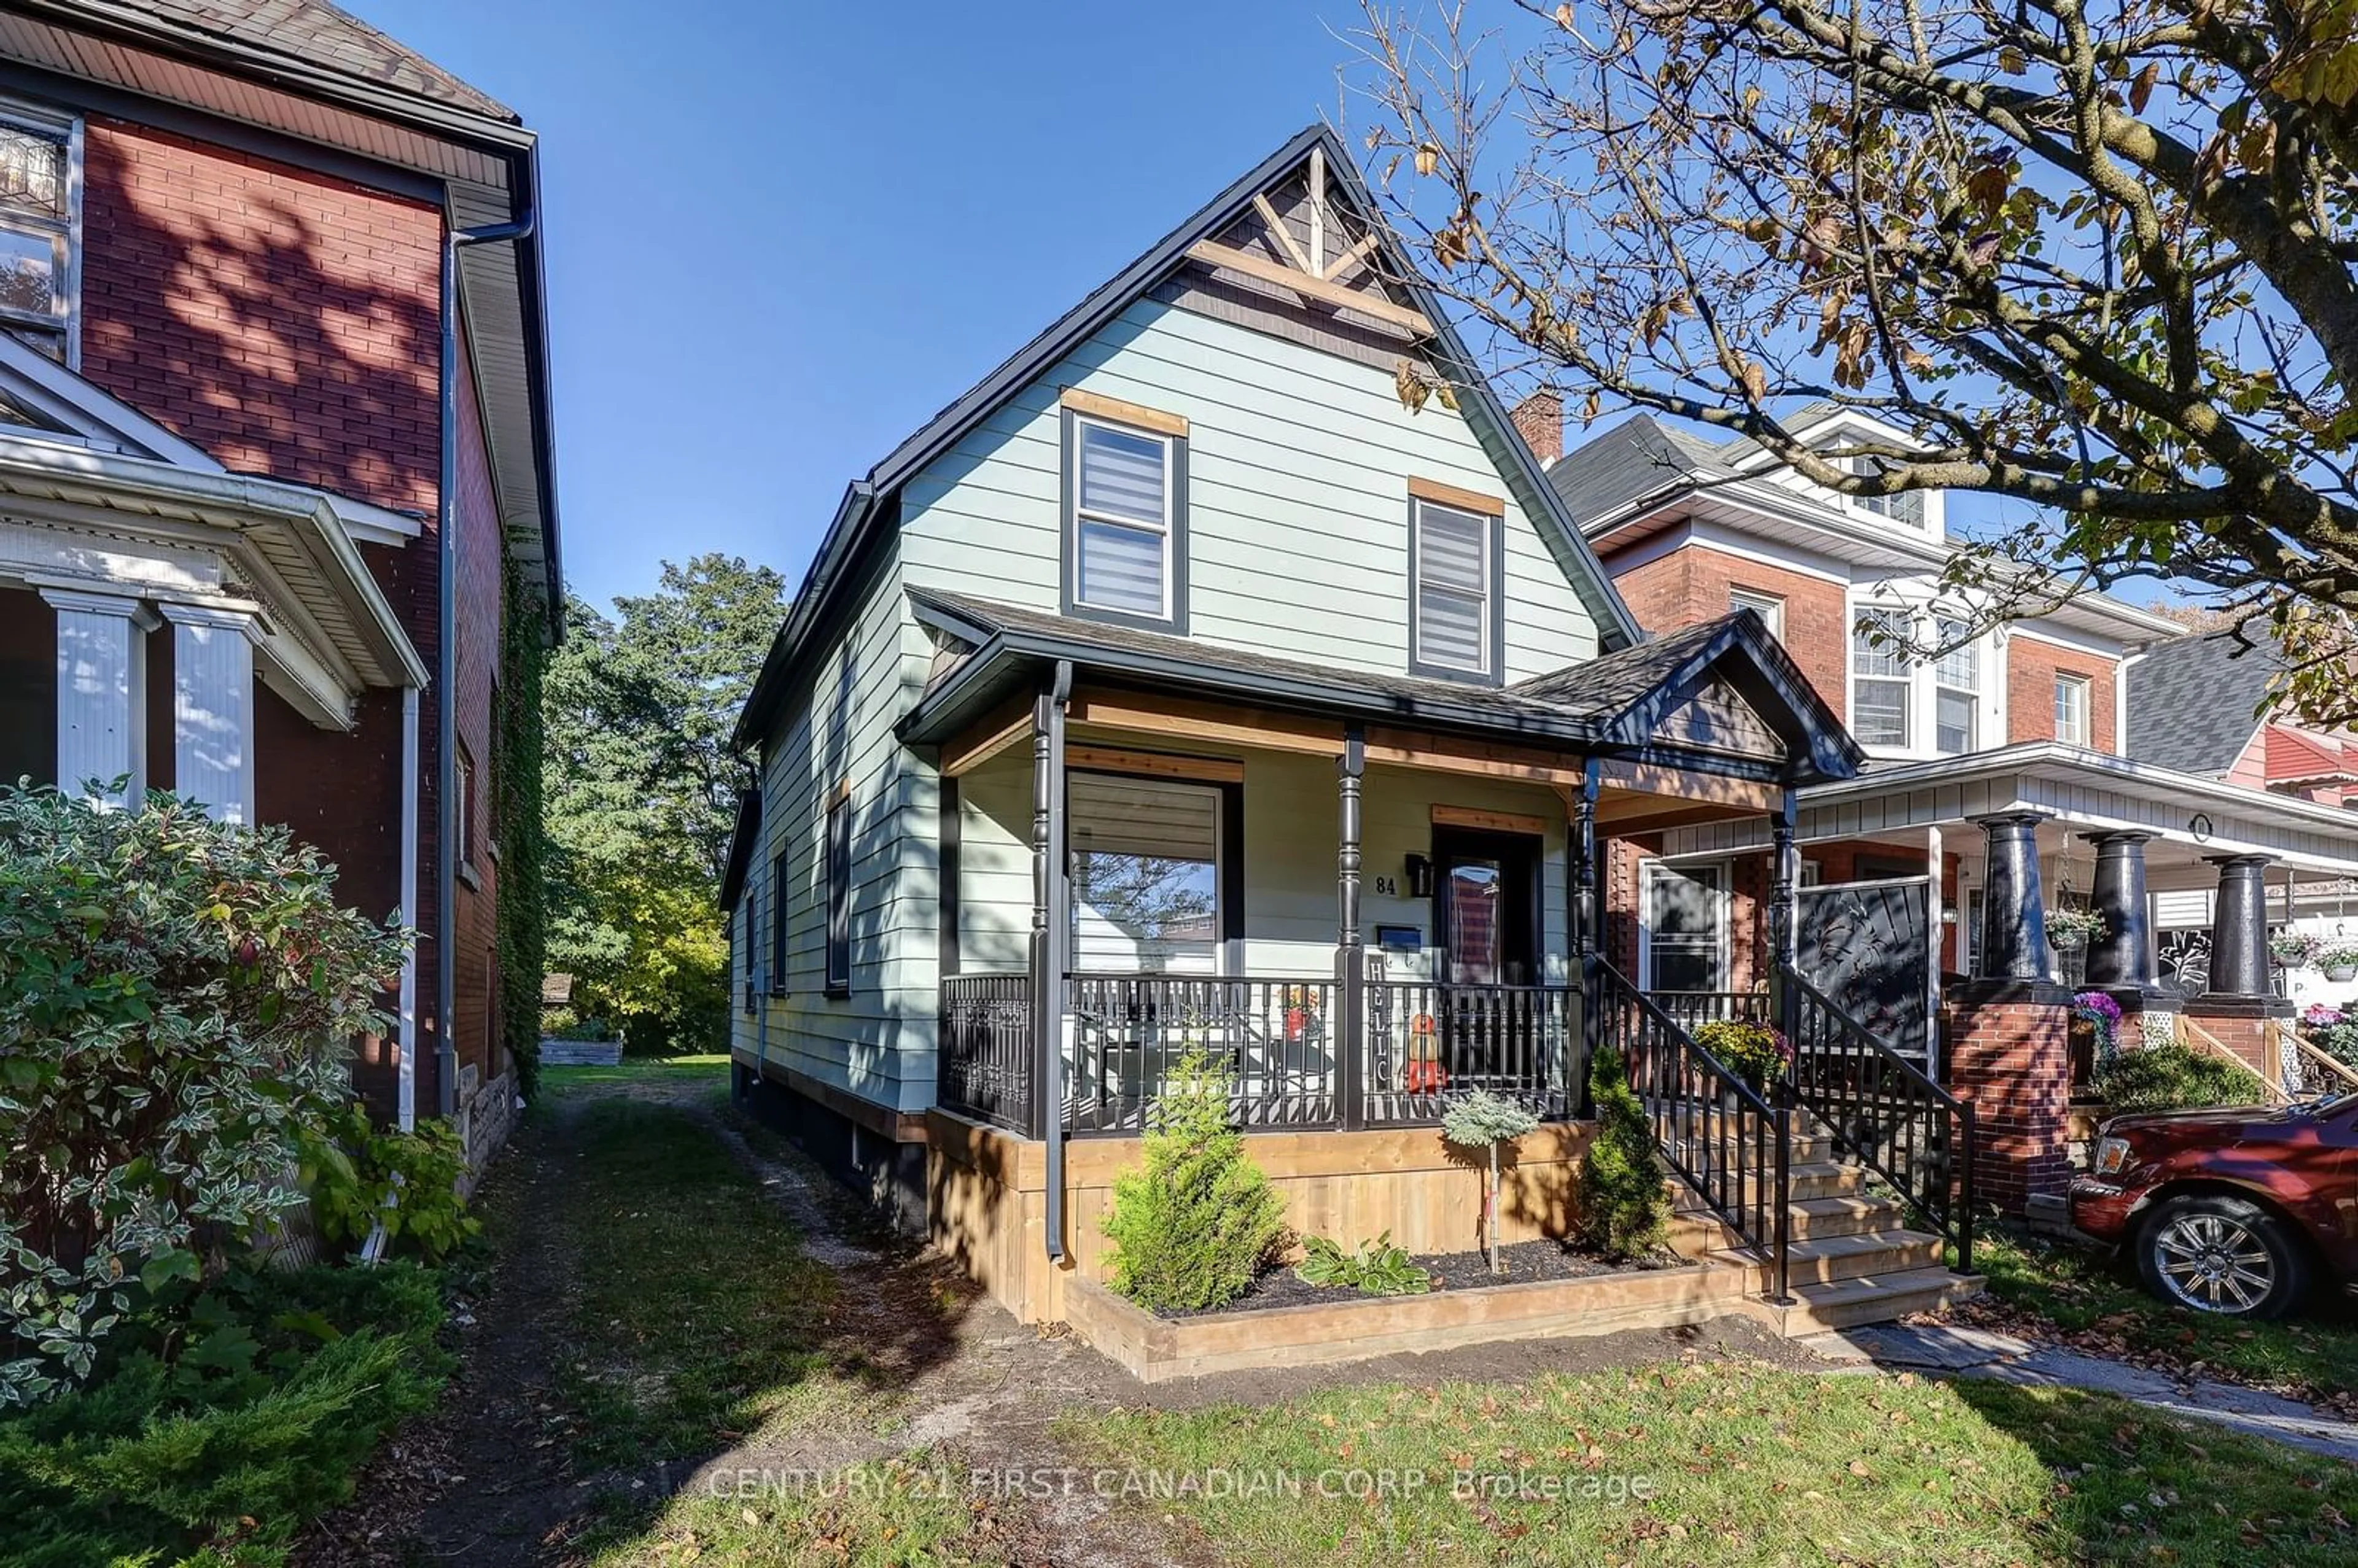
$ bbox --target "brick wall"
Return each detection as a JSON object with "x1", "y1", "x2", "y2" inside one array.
[
  {"x1": 1942, "y1": 988, "x2": 2073, "y2": 1213},
  {"x1": 1606, "y1": 543, "x2": 1848, "y2": 722},
  {"x1": 2006, "y1": 637, "x2": 2119, "y2": 752},
  {"x1": 72, "y1": 117, "x2": 508, "y2": 1133}
]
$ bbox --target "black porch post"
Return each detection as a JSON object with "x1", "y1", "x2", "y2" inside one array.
[
  {"x1": 1032, "y1": 662, "x2": 1073, "y2": 1262},
  {"x1": 1974, "y1": 812, "x2": 2056, "y2": 981},
  {"x1": 2204, "y1": 853, "x2": 2275, "y2": 998},
  {"x1": 1337, "y1": 723, "x2": 1366, "y2": 1130},
  {"x1": 2082, "y1": 831, "x2": 2158, "y2": 989},
  {"x1": 1573, "y1": 758, "x2": 1601, "y2": 1117},
  {"x1": 1767, "y1": 788, "x2": 1800, "y2": 1047}
]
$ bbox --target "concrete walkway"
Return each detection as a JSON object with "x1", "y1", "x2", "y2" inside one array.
[{"x1": 1800, "y1": 1323, "x2": 2358, "y2": 1463}]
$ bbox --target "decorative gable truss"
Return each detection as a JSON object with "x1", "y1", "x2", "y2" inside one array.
[{"x1": 1180, "y1": 147, "x2": 1436, "y2": 343}]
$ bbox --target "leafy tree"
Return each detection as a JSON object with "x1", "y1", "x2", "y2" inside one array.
[
  {"x1": 1352, "y1": 1, "x2": 2358, "y2": 721},
  {"x1": 543, "y1": 554, "x2": 787, "y2": 1054}
]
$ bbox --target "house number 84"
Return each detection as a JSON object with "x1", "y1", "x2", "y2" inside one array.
[{"x1": 1371, "y1": 875, "x2": 1399, "y2": 896}]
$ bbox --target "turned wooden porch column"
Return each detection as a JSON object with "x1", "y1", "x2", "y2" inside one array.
[{"x1": 1336, "y1": 722, "x2": 1366, "y2": 1130}]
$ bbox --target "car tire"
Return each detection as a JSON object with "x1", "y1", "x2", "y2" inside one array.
[{"x1": 2134, "y1": 1193, "x2": 2309, "y2": 1320}]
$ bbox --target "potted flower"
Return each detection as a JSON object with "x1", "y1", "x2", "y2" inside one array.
[
  {"x1": 2273, "y1": 931, "x2": 2324, "y2": 970},
  {"x1": 2322, "y1": 944, "x2": 2358, "y2": 984},
  {"x1": 1692, "y1": 1017, "x2": 1793, "y2": 1098}
]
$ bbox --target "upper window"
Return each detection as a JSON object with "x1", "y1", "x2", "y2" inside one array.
[
  {"x1": 2055, "y1": 673, "x2": 2091, "y2": 747},
  {"x1": 1729, "y1": 588, "x2": 1785, "y2": 640},
  {"x1": 1933, "y1": 617, "x2": 1977, "y2": 755},
  {"x1": 1842, "y1": 454, "x2": 1926, "y2": 526},
  {"x1": 0, "y1": 106, "x2": 76, "y2": 363},
  {"x1": 824, "y1": 791, "x2": 852, "y2": 995},
  {"x1": 1062, "y1": 397, "x2": 1188, "y2": 629},
  {"x1": 1851, "y1": 608, "x2": 1913, "y2": 748},
  {"x1": 1410, "y1": 495, "x2": 1500, "y2": 681}
]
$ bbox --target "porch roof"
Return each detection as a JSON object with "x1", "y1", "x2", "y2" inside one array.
[
  {"x1": 1657, "y1": 740, "x2": 2358, "y2": 874},
  {"x1": 900, "y1": 589, "x2": 1862, "y2": 786}
]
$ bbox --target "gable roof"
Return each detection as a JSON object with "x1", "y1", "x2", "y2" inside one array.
[
  {"x1": 734, "y1": 124, "x2": 1644, "y2": 752},
  {"x1": 2125, "y1": 631, "x2": 2284, "y2": 777},
  {"x1": 1546, "y1": 413, "x2": 1735, "y2": 526},
  {"x1": 92, "y1": 0, "x2": 514, "y2": 118}
]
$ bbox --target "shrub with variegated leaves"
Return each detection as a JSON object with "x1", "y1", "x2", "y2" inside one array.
[{"x1": 0, "y1": 785, "x2": 403, "y2": 1407}]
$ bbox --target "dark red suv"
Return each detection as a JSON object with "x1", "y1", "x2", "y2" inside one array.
[{"x1": 2068, "y1": 1092, "x2": 2358, "y2": 1319}]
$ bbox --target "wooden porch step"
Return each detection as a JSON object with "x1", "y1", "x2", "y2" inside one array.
[
  {"x1": 1783, "y1": 1193, "x2": 1911, "y2": 1240},
  {"x1": 1713, "y1": 1228, "x2": 1945, "y2": 1287},
  {"x1": 1741, "y1": 1266, "x2": 1985, "y2": 1336},
  {"x1": 1668, "y1": 1131, "x2": 1838, "y2": 1165}
]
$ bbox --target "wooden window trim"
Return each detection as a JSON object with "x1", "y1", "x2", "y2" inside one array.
[
  {"x1": 1407, "y1": 475, "x2": 1506, "y2": 516},
  {"x1": 1059, "y1": 386, "x2": 1188, "y2": 437},
  {"x1": 1406, "y1": 495, "x2": 1504, "y2": 687}
]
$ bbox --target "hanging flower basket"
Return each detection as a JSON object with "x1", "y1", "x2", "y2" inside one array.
[
  {"x1": 2044, "y1": 906, "x2": 2106, "y2": 950},
  {"x1": 2321, "y1": 945, "x2": 2358, "y2": 983}
]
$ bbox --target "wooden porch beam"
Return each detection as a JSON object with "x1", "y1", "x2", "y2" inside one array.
[
  {"x1": 1064, "y1": 743, "x2": 1245, "y2": 783},
  {"x1": 1364, "y1": 725, "x2": 1584, "y2": 786},
  {"x1": 1596, "y1": 759, "x2": 1778, "y2": 813},
  {"x1": 1186, "y1": 239, "x2": 1434, "y2": 336},
  {"x1": 1068, "y1": 690, "x2": 1347, "y2": 757},
  {"x1": 941, "y1": 696, "x2": 1035, "y2": 777}
]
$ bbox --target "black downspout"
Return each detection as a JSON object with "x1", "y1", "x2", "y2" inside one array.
[
  {"x1": 436, "y1": 209, "x2": 536, "y2": 1119},
  {"x1": 1041, "y1": 661, "x2": 1073, "y2": 1262}
]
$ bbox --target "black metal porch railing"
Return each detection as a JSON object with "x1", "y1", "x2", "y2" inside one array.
[
  {"x1": 1361, "y1": 979, "x2": 1574, "y2": 1125},
  {"x1": 1596, "y1": 959, "x2": 1790, "y2": 1298},
  {"x1": 1781, "y1": 964, "x2": 1976, "y2": 1272},
  {"x1": 937, "y1": 972, "x2": 1036, "y2": 1134},
  {"x1": 1650, "y1": 990, "x2": 1771, "y2": 1035},
  {"x1": 1065, "y1": 973, "x2": 1340, "y2": 1134}
]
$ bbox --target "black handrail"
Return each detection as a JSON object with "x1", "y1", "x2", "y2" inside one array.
[
  {"x1": 1780, "y1": 963, "x2": 1977, "y2": 1273},
  {"x1": 1595, "y1": 960, "x2": 1790, "y2": 1302}
]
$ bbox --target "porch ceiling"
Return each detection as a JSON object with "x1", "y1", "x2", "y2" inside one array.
[
  {"x1": 1657, "y1": 741, "x2": 2358, "y2": 875},
  {"x1": 901, "y1": 589, "x2": 1861, "y2": 790}
]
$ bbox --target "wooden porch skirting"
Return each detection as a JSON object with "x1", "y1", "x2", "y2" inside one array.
[{"x1": 925, "y1": 1109, "x2": 1594, "y2": 1325}]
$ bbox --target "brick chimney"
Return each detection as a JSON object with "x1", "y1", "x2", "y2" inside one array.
[{"x1": 1510, "y1": 387, "x2": 1563, "y2": 466}]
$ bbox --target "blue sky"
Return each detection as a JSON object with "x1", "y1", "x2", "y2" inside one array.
[{"x1": 361, "y1": 0, "x2": 1382, "y2": 610}]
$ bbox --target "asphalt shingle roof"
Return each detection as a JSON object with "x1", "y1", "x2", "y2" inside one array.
[
  {"x1": 108, "y1": 0, "x2": 514, "y2": 118},
  {"x1": 1545, "y1": 414, "x2": 1736, "y2": 525},
  {"x1": 2125, "y1": 631, "x2": 2282, "y2": 777}
]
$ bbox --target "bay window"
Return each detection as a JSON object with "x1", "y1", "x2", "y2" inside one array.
[
  {"x1": 1934, "y1": 617, "x2": 1977, "y2": 754},
  {"x1": 1851, "y1": 608, "x2": 1913, "y2": 748}
]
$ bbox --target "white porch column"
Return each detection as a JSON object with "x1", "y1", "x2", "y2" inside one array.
[
  {"x1": 161, "y1": 603, "x2": 260, "y2": 825},
  {"x1": 39, "y1": 587, "x2": 155, "y2": 807}
]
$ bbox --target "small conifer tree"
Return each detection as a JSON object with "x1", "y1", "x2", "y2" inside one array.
[
  {"x1": 1574, "y1": 1042, "x2": 1671, "y2": 1259},
  {"x1": 1101, "y1": 1050, "x2": 1288, "y2": 1311},
  {"x1": 1440, "y1": 1089, "x2": 1540, "y2": 1275}
]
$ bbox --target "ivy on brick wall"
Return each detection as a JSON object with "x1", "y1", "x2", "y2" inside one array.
[{"x1": 496, "y1": 562, "x2": 548, "y2": 1100}]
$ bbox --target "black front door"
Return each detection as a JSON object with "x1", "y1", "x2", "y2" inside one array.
[{"x1": 1431, "y1": 827, "x2": 1542, "y2": 986}]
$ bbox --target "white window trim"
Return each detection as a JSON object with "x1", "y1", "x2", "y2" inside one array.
[
  {"x1": 1729, "y1": 587, "x2": 1785, "y2": 640},
  {"x1": 0, "y1": 95, "x2": 81, "y2": 370},
  {"x1": 1067, "y1": 412, "x2": 1178, "y2": 623},
  {"x1": 1846, "y1": 594, "x2": 1996, "y2": 763},
  {"x1": 2055, "y1": 672, "x2": 2091, "y2": 747},
  {"x1": 1932, "y1": 615, "x2": 1979, "y2": 755},
  {"x1": 1408, "y1": 496, "x2": 1501, "y2": 681},
  {"x1": 1637, "y1": 858, "x2": 1730, "y2": 993}
]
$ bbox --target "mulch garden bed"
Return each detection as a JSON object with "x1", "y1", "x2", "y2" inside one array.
[{"x1": 1158, "y1": 1240, "x2": 1681, "y2": 1319}]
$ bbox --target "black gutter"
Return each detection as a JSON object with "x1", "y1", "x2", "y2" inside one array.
[{"x1": 436, "y1": 206, "x2": 535, "y2": 1119}]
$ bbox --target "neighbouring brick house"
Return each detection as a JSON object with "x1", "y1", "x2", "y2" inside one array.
[
  {"x1": 0, "y1": 1, "x2": 559, "y2": 1166},
  {"x1": 1530, "y1": 399, "x2": 2358, "y2": 1206}
]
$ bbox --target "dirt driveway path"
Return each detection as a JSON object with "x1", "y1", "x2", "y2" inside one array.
[{"x1": 297, "y1": 1063, "x2": 1839, "y2": 1566}]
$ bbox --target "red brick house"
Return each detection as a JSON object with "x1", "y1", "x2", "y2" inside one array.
[{"x1": 0, "y1": 1, "x2": 559, "y2": 1165}]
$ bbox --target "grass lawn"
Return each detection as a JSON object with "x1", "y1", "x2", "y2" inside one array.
[
  {"x1": 1064, "y1": 1360, "x2": 2358, "y2": 1566},
  {"x1": 542, "y1": 1050, "x2": 733, "y2": 1093},
  {"x1": 1966, "y1": 1225, "x2": 2358, "y2": 1404}
]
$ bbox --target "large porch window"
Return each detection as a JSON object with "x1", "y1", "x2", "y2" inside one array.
[
  {"x1": 1642, "y1": 861, "x2": 1727, "y2": 992},
  {"x1": 1068, "y1": 771, "x2": 1220, "y2": 974}
]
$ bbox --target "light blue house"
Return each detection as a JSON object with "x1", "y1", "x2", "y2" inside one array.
[{"x1": 719, "y1": 128, "x2": 1975, "y2": 1337}]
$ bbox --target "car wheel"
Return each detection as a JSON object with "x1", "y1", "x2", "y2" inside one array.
[{"x1": 2135, "y1": 1194, "x2": 2309, "y2": 1319}]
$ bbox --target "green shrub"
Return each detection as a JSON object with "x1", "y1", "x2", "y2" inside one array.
[
  {"x1": 1294, "y1": 1232, "x2": 1432, "y2": 1296},
  {"x1": 1101, "y1": 1051, "x2": 1288, "y2": 1312},
  {"x1": 2095, "y1": 1041, "x2": 2271, "y2": 1112},
  {"x1": 1440, "y1": 1089, "x2": 1541, "y2": 1275},
  {"x1": 0, "y1": 788, "x2": 405, "y2": 1408},
  {"x1": 0, "y1": 1262, "x2": 448, "y2": 1567},
  {"x1": 299, "y1": 1103, "x2": 480, "y2": 1263},
  {"x1": 1574, "y1": 1042, "x2": 1671, "y2": 1260}
]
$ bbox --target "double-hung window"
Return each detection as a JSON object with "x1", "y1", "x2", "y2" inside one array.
[
  {"x1": 1729, "y1": 588, "x2": 1785, "y2": 640},
  {"x1": 1851, "y1": 608, "x2": 1914, "y2": 748},
  {"x1": 769, "y1": 848, "x2": 788, "y2": 991},
  {"x1": 0, "y1": 104, "x2": 76, "y2": 363},
  {"x1": 2055, "y1": 673, "x2": 2091, "y2": 746},
  {"x1": 1409, "y1": 494, "x2": 1500, "y2": 681},
  {"x1": 1933, "y1": 617, "x2": 1978, "y2": 755},
  {"x1": 1062, "y1": 395, "x2": 1187, "y2": 629}
]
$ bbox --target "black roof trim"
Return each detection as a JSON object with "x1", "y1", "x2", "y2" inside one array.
[
  {"x1": 717, "y1": 784, "x2": 761, "y2": 914},
  {"x1": 733, "y1": 123, "x2": 1642, "y2": 751}
]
